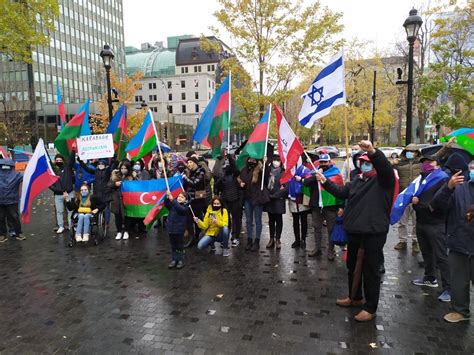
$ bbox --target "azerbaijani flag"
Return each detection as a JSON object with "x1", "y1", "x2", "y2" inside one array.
[
  {"x1": 106, "y1": 104, "x2": 128, "y2": 160},
  {"x1": 57, "y1": 85, "x2": 66, "y2": 129},
  {"x1": 192, "y1": 74, "x2": 230, "y2": 158},
  {"x1": 121, "y1": 176, "x2": 182, "y2": 218},
  {"x1": 236, "y1": 106, "x2": 271, "y2": 170},
  {"x1": 54, "y1": 99, "x2": 91, "y2": 159},
  {"x1": 126, "y1": 110, "x2": 157, "y2": 160},
  {"x1": 20, "y1": 138, "x2": 59, "y2": 223},
  {"x1": 143, "y1": 177, "x2": 184, "y2": 229},
  {"x1": 441, "y1": 128, "x2": 474, "y2": 155},
  {"x1": 318, "y1": 165, "x2": 345, "y2": 207}
]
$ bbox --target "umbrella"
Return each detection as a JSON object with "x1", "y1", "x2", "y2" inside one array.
[
  {"x1": 441, "y1": 128, "x2": 474, "y2": 155},
  {"x1": 421, "y1": 143, "x2": 474, "y2": 165}
]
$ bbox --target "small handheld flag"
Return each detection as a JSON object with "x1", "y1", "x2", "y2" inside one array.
[{"x1": 126, "y1": 110, "x2": 157, "y2": 160}]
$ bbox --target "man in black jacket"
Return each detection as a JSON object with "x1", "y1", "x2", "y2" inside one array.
[
  {"x1": 316, "y1": 140, "x2": 395, "y2": 322},
  {"x1": 410, "y1": 155, "x2": 450, "y2": 302},
  {"x1": 432, "y1": 163, "x2": 474, "y2": 323}
]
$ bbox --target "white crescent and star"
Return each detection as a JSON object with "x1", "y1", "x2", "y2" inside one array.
[{"x1": 139, "y1": 192, "x2": 158, "y2": 205}]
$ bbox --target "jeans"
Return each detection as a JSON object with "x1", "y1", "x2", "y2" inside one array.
[
  {"x1": 346, "y1": 233, "x2": 387, "y2": 314},
  {"x1": 54, "y1": 193, "x2": 73, "y2": 228},
  {"x1": 76, "y1": 213, "x2": 92, "y2": 235},
  {"x1": 0, "y1": 203, "x2": 22, "y2": 235},
  {"x1": 268, "y1": 213, "x2": 283, "y2": 240},
  {"x1": 197, "y1": 226, "x2": 230, "y2": 249},
  {"x1": 416, "y1": 223, "x2": 450, "y2": 291},
  {"x1": 244, "y1": 199, "x2": 263, "y2": 241},
  {"x1": 312, "y1": 207, "x2": 337, "y2": 251},
  {"x1": 292, "y1": 210, "x2": 310, "y2": 242},
  {"x1": 398, "y1": 204, "x2": 417, "y2": 242},
  {"x1": 449, "y1": 251, "x2": 473, "y2": 317}
]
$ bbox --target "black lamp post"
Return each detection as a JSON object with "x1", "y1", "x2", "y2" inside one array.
[
  {"x1": 100, "y1": 44, "x2": 115, "y2": 122},
  {"x1": 402, "y1": 8, "x2": 423, "y2": 144}
]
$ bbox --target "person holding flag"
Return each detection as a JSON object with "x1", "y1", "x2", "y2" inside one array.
[
  {"x1": 316, "y1": 140, "x2": 396, "y2": 322},
  {"x1": 299, "y1": 154, "x2": 344, "y2": 260}
]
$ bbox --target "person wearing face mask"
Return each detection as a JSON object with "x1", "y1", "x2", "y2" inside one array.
[
  {"x1": 317, "y1": 141, "x2": 396, "y2": 322},
  {"x1": 393, "y1": 138, "x2": 454, "y2": 253},
  {"x1": 195, "y1": 196, "x2": 231, "y2": 257},
  {"x1": 131, "y1": 159, "x2": 150, "y2": 180},
  {"x1": 173, "y1": 161, "x2": 187, "y2": 177},
  {"x1": 432, "y1": 161, "x2": 474, "y2": 323},
  {"x1": 0, "y1": 158, "x2": 26, "y2": 242},
  {"x1": 238, "y1": 157, "x2": 266, "y2": 251},
  {"x1": 49, "y1": 150, "x2": 76, "y2": 234},
  {"x1": 214, "y1": 155, "x2": 242, "y2": 247},
  {"x1": 264, "y1": 155, "x2": 288, "y2": 249},
  {"x1": 287, "y1": 155, "x2": 312, "y2": 249},
  {"x1": 109, "y1": 160, "x2": 134, "y2": 240},
  {"x1": 150, "y1": 155, "x2": 170, "y2": 179},
  {"x1": 410, "y1": 155, "x2": 451, "y2": 302},
  {"x1": 300, "y1": 154, "x2": 344, "y2": 260},
  {"x1": 64, "y1": 183, "x2": 104, "y2": 243}
]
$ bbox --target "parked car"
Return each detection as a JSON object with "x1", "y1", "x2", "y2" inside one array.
[
  {"x1": 338, "y1": 148, "x2": 353, "y2": 158},
  {"x1": 378, "y1": 147, "x2": 403, "y2": 158},
  {"x1": 314, "y1": 146, "x2": 340, "y2": 159}
]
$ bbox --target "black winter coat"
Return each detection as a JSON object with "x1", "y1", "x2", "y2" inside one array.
[
  {"x1": 264, "y1": 167, "x2": 288, "y2": 214},
  {"x1": 164, "y1": 199, "x2": 189, "y2": 235},
  {"x1": 49, "y1": 151, "x2": 75, "y2": 195},
  {"x1": 183, "y1": 166, "x2": 207, "y2": 200},
  {"x1": 412, "y1": 175, "x2": 448, "y2": 224},
  {"x1": 432, "y1": 182, "x2": 474, "y2": 256},
  {"x1": 215, "y1": 171, "x2": 242, "y2": 203},
  {"x1": 80, "y1": 160, "x2": 118, "y2": 203},
  {"x1": 238, "y1": 163, "x2": 268, "y2": 206},
  {"x1": 323, "y1": 149, "x2": 395, "y2": 235}
]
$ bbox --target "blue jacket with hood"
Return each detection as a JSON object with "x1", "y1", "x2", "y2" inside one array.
[{"x1": 0, "y1": 159, "x2": 23, "y2": 205}]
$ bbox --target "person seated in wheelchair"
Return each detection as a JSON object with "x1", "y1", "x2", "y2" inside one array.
[
  {"x1": 63, "y1": 183, "x2": 105, "y2": 243},
  {"x1": 194, "y1": 196, "x2": 231, "y2": 257}
]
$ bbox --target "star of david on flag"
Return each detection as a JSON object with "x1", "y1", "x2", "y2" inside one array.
[{"x1": 298, "y1": 50, "x2": 346, "y2": 128}]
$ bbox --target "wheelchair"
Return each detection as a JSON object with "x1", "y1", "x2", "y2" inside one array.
[{"x1": 68, "y1": 210, "x2": 108, "y2": 247}]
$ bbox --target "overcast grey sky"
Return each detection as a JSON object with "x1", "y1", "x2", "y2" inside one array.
[{"x1": 123, "y1": 0, "x2": 442, "y2": 52}]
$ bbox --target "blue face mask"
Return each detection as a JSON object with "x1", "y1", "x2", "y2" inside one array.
[
  {"x1": 406, "y1": 152, "x2": 415, "y2": 160},
  {"x1": 360, "y1": 162, "x2": 373, "y2": 173},
  {"x1": 80, "y1": 190, "x2": 89, "y2": 197},
  {"x1": 470, "y1": 170, "x2": 474, "y2": 182},
  {"x1": 133, "y1": 165, "x2": 141, "y2": 172}
]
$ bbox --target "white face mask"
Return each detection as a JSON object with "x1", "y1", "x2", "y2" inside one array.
[{"x1": 272, "y1": 161, "x2": 281, "y2": 168}]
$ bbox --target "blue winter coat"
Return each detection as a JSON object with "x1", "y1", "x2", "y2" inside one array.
[
  {"x1": 164, "y1": 199, "x2": 188, "y2": 235},
  {"x1": 0, "y1": 159, "x2": 23, "y2": 205}
]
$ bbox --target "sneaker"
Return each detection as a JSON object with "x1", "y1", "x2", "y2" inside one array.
[
  {"x1": 443, "y1": 312, "x2": 469, "y2": 323},
  {"x1": 223, "y1": 248, "x2": 231, "y2": 257},
  {"x1": 291, "y1": 241, "x2": 300, "y2": 248},
  {"x1": 123, "y1": 232, "x2": 129, "y2": 240},
  {"x1": 394, "y1": 241, "x2": 407, "y2": 251},
  {"x1": 438, "y1": 290, "x2": 451, "y2": 302},
  {"x1": 75, "y1": 234, "x2": 83, "y2": 242},
  {"x1": 115, "y1": 232, "x2": 122, "y2": 240},
  {"x1": 411, "y1": 277, "x2": 439, "y2": 287},
  {"x1": 168, "y1": 260, "x2": 177, "y2": 269},
  {"x1": 56, "y1": 227, "x2": 65, "y2": 234},
  {"x1": 15, "y1": 234, "x2": 26, "y2": 241},
  {"x1": 53, "y1": 226, "x2": 59, "y2": 232},
  {"x1": 412, "y1": 241, "x2": 420, "y2": 254},
  {"x1": 176, "y1": 260, "x2": 184, "y2": 269},
  {"x1": 82, "y1": 234, "x2": 89, "y2": 242},
  {"x1": 0, "y1": 235, "x2": 8, "y2": 243},
  {"x1": 231, "y1": 239, "x2": 240, "y2": 247},
  {"x1": 210, "y1": 244, "x2": 216, "y2": 253}
]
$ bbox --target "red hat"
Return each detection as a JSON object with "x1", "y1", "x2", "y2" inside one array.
[{"x1": 358, "y1": 153, "x2": 371, "y2": 162}]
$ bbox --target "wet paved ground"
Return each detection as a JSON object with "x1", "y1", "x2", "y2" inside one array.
[{"x1": 0, "y1": 193, "x2": 473, "y2": 354}]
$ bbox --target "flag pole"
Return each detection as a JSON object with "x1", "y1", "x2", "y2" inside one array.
[
  {"x1": 344, "y1": 105, "x2": 351, "y2": 182},
  {"x1": 260, "y1": 104, "x2": 272, "y2": 191},
  {"x1": 303, "y1": 151, "x2": 318, "y2": 171},
  {"x1": 150, "y1": 110, "x2": 170, "y2": 192},
  {"x1": 227, "y1": 71, "x2": 232, "y2": 152}
]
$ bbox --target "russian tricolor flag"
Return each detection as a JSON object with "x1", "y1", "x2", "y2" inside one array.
[{"x1": 20, "y1": 139, "x2": 59, "y2": 224}]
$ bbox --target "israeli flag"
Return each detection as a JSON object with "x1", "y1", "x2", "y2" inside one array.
[{"x1": 298, "y1": 50, "x2": 346, "y2": 128}]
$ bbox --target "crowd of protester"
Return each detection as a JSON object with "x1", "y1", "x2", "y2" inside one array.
[{"x1": 0, "y1": 137, "x2": 473, "y2": 323}]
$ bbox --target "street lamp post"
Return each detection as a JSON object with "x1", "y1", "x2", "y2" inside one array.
[
  {"x1": 100, "y1": 44, "x2": 115, "y2": 122},
  {"x1": 402, "y1": 8, "x2": 423, "y2": 145}
]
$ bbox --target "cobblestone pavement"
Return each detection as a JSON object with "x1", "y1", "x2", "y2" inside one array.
[{"x1": 0, "y1": 193, "x2": 473, "y2": 354}]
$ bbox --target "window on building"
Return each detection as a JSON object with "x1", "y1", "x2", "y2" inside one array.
[
  {"x1": 167, "y1": 81, "x2": 172, "y2": 89},
  {"x1": 195, "y1": 92, "x2": 199, "y2": 99},
  {"x1": 194, "y1": 79, "x2": 199, "y2": 87},
  {"x1": 181, "y1": 92, "x2": 186, "y2": 100},
  {"x1": 135, "y1": 95, "x2": 143, "y2": 102},
  {"x1": 149, "y1": 95, "x2": 157, "y2": 101},
  {"x1": 181, "y1": 67, "x2": 189, "y2": 74},
  {"x1": 149, "y1": 82, "x2": 156, "y2": 89},
  {"x1": 194, "y1": 65, "x2": 202, "y2": 73},
  {"x1": 181, "y1": 105, "x2": 186, "y2": 113},
  {"x1": 207, "y1": 64, "x2": 211, "y2": 71},
  {"x1": 195, "y1": 104, "x2": 199, "y2": 113},
  {"x1": 168, "y1": 105, "x2": 173, "y2": 114},
  {"x1": 181, "y1": 80, "x2": 185, "y2": 88},
  {"x1": 211, "y1": 64, "x2": 215, "y2": 71},
  {"x1": 168, "y1": 93, "x2": 172, "y2": 101},
  {"x1": 212, "y1": 82, "x2": 215, "y2": 89},
  {"x1": 151, "y1": 107, "x2": 158, "y2": 112},
  {"x1": 208, "y1": 80, "x2": 211, "y2": 88}
]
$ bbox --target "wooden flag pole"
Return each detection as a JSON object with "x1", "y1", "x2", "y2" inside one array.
[
  {"x1": 260, "y1": 104, "x2": 272, "y2": 191},
  {"x1": 150, "y1": 109, "x2": 170, "y2": 192}
]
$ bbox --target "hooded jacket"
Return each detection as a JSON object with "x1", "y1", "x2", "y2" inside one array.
[
  {"x1": 323, "y1": 149, "x2": 395, "y2": 235},
  {"x1": 0, "y1": 159, "x2": 23, "y2": 205},
  {"x1": 443, "y1": 152, "x2": 469, "y2": 179},
  {"x1": 432, "y1": 181, "x2": 474, "y2": 255}
]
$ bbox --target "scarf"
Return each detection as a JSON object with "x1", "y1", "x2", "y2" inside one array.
[{"x1": 268, "y1": 167, "x2": 280, "y2": 190}]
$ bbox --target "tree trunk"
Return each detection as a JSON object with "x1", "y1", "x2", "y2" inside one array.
[{"x1": 259, "y1": 67, "x2": 264, "y2": 114}]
